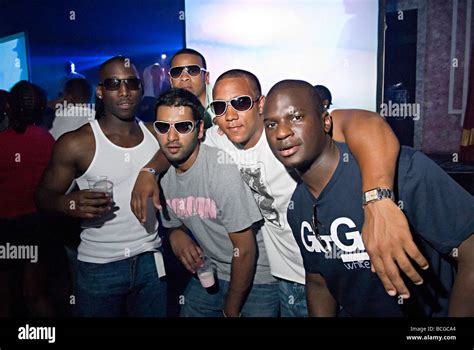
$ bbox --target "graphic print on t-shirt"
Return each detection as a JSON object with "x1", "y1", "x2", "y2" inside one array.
[
  {"x1": 240, "y1": 164, "x2": 282, "y2": 228},
  {"x1": 299, "y1": 216, "x2": 370, "y2": 269},
  {"x1": 166, "y1": 197, "x2": 217, "y2": 220}
]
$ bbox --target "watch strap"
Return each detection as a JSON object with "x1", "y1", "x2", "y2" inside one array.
[{"x1": 362, "y1": 187, "x2": 395, "y2": 207}]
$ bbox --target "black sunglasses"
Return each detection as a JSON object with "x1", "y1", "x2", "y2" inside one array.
[
  {"x1": 153, "y1": 120, "x2": 199, "y2": 135},
  {"x1": 311, "y1": 204, "x2": 330, "y2": 254},
  {"x1": 169, "y1": 65, "x2": 207, "y2": 79},
  {"x1": 99, "y1": 78, "x2": 142, "y2": 91},
  {"x1": 209, "y1": 95, "x2": 260, "y2": 117}
]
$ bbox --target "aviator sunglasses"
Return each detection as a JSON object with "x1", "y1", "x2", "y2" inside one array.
[
  {"x1": 169, "y1": 65, "x2": 207, "y2": 79},
  {"x1": 209, "y1": 95, "x2": 260, "y2": 117},
  {"x1": 153, "y1": 120, "x2": 200, "y2": 135}
]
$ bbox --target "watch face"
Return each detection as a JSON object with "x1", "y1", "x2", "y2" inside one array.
[
  {"x1": 365, "y1": 190, "x2": 379, "y2": 202},
  {"x1": 363, "y1": 188, "x2": 394, "y2": 206}
]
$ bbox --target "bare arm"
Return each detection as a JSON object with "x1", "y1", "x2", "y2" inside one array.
[
  {"x1": 224, "y1": 228, "x2": 257, "y2": 317},
  {"x1": 131, "y1": 149, "x2": 171, "y2": 223},
  {"x1": 331, "y1": 109, "x2": 429, "y2": 298},
  {"x1": 35, "y1": 132, "x2": 111, "y2": 218},
  {"x1": 306, "y1": 273, "x2": 337, "y2": 317},
  {"x1": 168, "y1": 226, "x2": 204, "y2": 274},
  {"x1": 448, "y1": 234, "x2": 474, "y2": 316},
  {"x1": 331, "y1": 109, "x2": 398, "y2": 191}
]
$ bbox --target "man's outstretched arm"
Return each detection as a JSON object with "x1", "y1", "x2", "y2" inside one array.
[
  {"x1": 331, "y1": 109, "x2": 429, "y2": 299},
  {"x1": 131, "y1": 150, "x2": 170, "y2": 223}
]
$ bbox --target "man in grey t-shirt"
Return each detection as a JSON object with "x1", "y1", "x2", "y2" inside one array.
[{"x1": 154, "y1": 88, "x2": 278, "y2": 317}]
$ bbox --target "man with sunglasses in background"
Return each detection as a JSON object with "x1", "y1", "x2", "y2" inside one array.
[
  {"x1": 168, "y1": 48, "x2": 214, "y2": 128},
  {"x1": 131, "y1": 69, "x2": 429, "y2": 316},
  {"x1": 264, "y1": 80, "x2": 474, "y2": 316},
  {"x1": 35, "y1": 56, "x2": 167, "y2": 317},
  {"x1": 154, "y1": 88, "x2": 278, "y2": 317}
]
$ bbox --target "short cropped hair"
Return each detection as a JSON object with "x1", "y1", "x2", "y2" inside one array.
[
  {"x1": 154, "y1": 88, "x2": 204, "y2": 122},
  {"x1": 171, "y1": 48, "x2": 207, "y2": 69}
]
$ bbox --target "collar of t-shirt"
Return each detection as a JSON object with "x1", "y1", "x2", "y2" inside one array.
[
  {"x1": 174, "y1": 143, "x2": 207, "y2": 180},
  {"x1": 301, "y1": 141, "x2": 348, "y2": 203}
]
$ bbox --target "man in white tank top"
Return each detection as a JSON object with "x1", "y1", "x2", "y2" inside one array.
[{"x1": 36, "y1": 56, "x2": 166, "y2": 317}]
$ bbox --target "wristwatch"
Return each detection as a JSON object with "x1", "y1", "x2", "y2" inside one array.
[{"x1": 362, "y1": 188, "x2": 395, "y2": 207}]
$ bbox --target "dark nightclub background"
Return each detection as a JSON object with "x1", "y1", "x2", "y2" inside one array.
[
  {"x1": 0, "y1": 0, "x2": 184, "y2": 99},
  {"x1": 0, "y1": 0, "x2": 472, "y2": 344}
]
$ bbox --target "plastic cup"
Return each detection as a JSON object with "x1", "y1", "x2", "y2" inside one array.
[
  {"x1": 87, "y1": 176, "x2": 113, "y2": 198},
  {"x1": 197, "y1": 256, "x2": 215, "y2": 288}
]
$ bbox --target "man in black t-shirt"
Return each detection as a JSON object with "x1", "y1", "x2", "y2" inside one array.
[{"x1": 263, "y1": 79, "x2": 474, "y2": 316}]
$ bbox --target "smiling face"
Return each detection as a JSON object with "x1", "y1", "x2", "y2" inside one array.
[
  {"x1": 155, "y1": 105, "x2": 204, "y2": 170},
  {"x1": 263, "y1": 82, "x2": 332, "y2": 171},
  {"x1": 96, "y1": 59, "x2": 142, "y2": 121},
  {"x1": 170, "y1": 53, "x2": 209, "y2": 102},
  {"x1": 212, "y1": 77, "x2": 265, "y2": 150}
]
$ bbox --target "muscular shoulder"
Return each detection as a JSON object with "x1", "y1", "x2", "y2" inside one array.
[{"x1": 55, "y1": 123, "x2": 94, "y2": 161}]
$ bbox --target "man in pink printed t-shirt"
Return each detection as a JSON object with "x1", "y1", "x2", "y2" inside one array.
[{"x1": 155, "y1": 88, "x2": 279, "y2": 317}]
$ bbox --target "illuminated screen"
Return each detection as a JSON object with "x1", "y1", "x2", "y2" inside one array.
[
  {"x1": 0, "y1": 32, "x2": 29, "y2": 91},
  {"x1": 185, "y1": 0, "x2": 379, "y2": 110}
]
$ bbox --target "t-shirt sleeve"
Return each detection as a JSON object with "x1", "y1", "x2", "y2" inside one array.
[
  {"x1": 399, "y1": 149, "x2": 474, "y2": 254},
  {"x1": 211, "y1": 162, "x2": 263, "y2": 233}
]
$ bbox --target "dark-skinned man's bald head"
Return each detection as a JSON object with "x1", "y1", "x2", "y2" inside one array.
[
  {"x1": 265, "y1": 80, "x2": 325, "y2": 119},
  {"x1": 263, "y1": 79, "x2": 332, "y2": 172},
  {"x1": 98, "y1": 56, "x2": 139, "y2": 81},
  {"x1": 96, "y1": 56, "x2": 142, "y2": 122}
]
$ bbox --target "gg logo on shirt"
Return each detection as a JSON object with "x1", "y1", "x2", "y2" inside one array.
[{"x1": 300, "y1": 217, "x2": 370, "y2": 262}]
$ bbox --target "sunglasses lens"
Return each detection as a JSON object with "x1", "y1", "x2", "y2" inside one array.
[
  {"x1": 231, "y1": 96, "x2": 253, "y2": 112},
  {"x1": 125, "y1": 78, "x2": 141, "y2": 90},
  {"x1": 102, "y1": 78, "x2": 141, "y2": 90},
  {"x1": 186, "y1": 65, "x2": 201, "y2": 76},
  {"x1": 175, "y1": 121, "x2": 194, "y2": 134},
  {"x1": 103, "y1": 79, "x2": 121, "y2": 90},
  {"x1": 154, "y1": 122, "x2": 170, "y2": 134},
  {"x1": 210, "y1": 101, "x2": 227, "y2": 116},
  {"x1": 170, "y1": 66, "x2": 184, "y2": 78}
]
